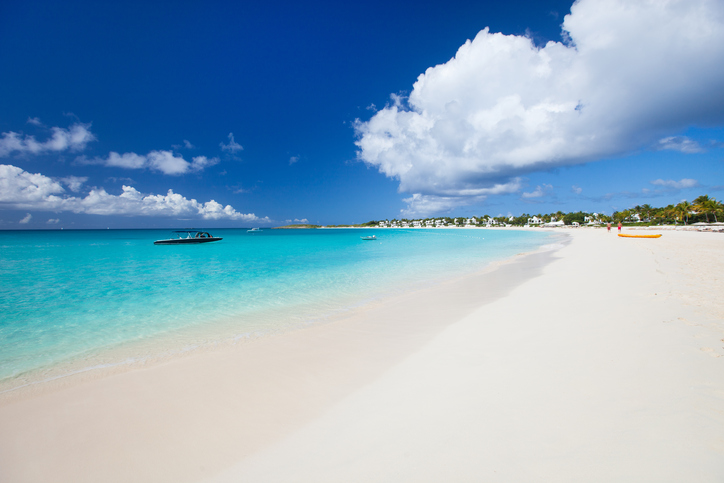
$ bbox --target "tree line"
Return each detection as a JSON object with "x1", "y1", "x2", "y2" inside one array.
[{"x1": 363, "y1": 194, "x2": 723, "y2": 227}]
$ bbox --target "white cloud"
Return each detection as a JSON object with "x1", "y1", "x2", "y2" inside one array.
[
  {"x1": 0, "y1": 123, "x2": 96, "y2": 157},
  {"x1": 220, "y1": 133, "x2": 243, "y2": 154},
  {"x1": 82, "y1": 150, "x2": 218, "y2": 176},
  {"x1": 656, "y1": 136, "x2": 705, "y2": 153},
  {"x1": 521, "y1": 183, "x2": 553, "y2": 199},
  {"x1": 401, "y1": 179, "x2": 521, "y2": 216},
  {"x1": 355, "y1": 0, "x2": 724, "y2": 213},
  {"x1": 293, "y1": 218, "x2": 309, "y2": 223},
  {"x1": 102, "y1": 151, "x2": 148, "y2": 169},
  {"x1": 146, "y1": 151, "x2": 191, "y2": 175},
  {"x1": 47, "y1": 218, "x2": 60, "y2": 224},
  {"x1": 650, "y1": 178, "x2": 699, "y2": 189},
  {"x1": 289, "y1": 155, "x2": 299, "y2": 165},
  {"x1": 26, "y1": 117, "x2": 43, "y2": 127},
  {"x1": 572, "y1": 185, "x2": 582, "y2": 194},
  {"x1": 60, "y1": 176, "x2": 88, "y2": 192},
  {"x1": 19, "y1": 213, "x2": 32, "y2": 224},
  {"x1": 191, "y1": 155, "x2": 219, "y2": 171},
  {"x1": 0, "y1": 164, "x2": 268, "y2": 222}
]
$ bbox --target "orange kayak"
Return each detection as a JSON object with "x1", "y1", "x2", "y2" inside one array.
[{"x1": 618, "y1": 234, "x2": 662, "y2": 238}]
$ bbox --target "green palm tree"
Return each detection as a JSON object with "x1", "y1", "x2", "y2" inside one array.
[
  {"x1": 676, "y1": 201, "x2": 692, "y2": 225},
  {"x1": 640, "y1": 204, "x2": 653, "y2": 221},
  {"x1": 694, "y1": 195, "x2": 721, "y2": 223}
]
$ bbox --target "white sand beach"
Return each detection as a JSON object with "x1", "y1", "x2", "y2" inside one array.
[{"x1": 1, "y1": 228, "x2": 722, "y2": 482}]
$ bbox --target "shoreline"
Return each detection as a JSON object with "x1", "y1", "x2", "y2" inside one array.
[
  {"x1": 1, "y1": 229, "x2": 722, "y2": 482},
  {"x1": 0, "y1": 229, "x2": 560, "y2": 401},
  {"x1": 0, "y1": 232, "x2": 565, "y2": 482}
]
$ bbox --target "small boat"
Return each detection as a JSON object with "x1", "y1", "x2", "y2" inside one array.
[
  {"x1": 247, "y1": 227, "x2": 261, "y2": 233},
  {"x1": 618, "y1": 233, "x2": 662, "y2": 238},
  {"x1": 361, "y1": 235, "x2": 377, "y2": 240},
  {"x1": 154, "y1": 231, "x2": 222, "y2": 245}
]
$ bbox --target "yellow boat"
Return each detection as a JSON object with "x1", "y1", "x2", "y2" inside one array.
[{"x1": 618, "y1": 233, "x2": 662, "y2": 238}]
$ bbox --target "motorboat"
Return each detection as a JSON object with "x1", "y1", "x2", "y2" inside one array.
[
  {"x1": 361, "y1": 235, "x2": 377, "y2": 240},
  {"x1": 154, "y1": 231, "x2": 222, "y2": 245},
  {"x1": 247, "y1": 227, "x2": 261, "y2": 233}
]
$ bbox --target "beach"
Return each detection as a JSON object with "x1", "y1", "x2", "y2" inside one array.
[{"x1": 1, "y1": 228, "x2": 722, "y2": 482}]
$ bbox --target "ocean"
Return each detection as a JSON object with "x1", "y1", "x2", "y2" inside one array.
[{"x1": 0, "y1": 228, "x2": 555, "y2": 391}]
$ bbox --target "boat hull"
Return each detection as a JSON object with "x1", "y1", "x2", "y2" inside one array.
[{"x1": 154, "y1": 237, "x2": 223, "y2": 245}]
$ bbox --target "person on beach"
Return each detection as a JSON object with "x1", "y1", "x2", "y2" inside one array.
[
  {"x1": 618, "y1": 222, "x2": 622, "y2": 233},
  {"x1": 607, "y1": 222, "x2": 611, "y2": 233}
]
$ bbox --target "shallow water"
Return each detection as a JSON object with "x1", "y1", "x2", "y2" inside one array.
[{"x1": 0, "y1": 228, "x2": 554, "y2": 386}]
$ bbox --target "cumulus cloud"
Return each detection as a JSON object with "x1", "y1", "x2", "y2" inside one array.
[
  {"x1": 81, "y1": 150, "x2": 219, "y2": 175},
  {"x1": 572, "y1": 185, "x2": 582, "y2": 194},
  {"x1": 355, "y1": 0, "x2": 724, "y2": 213},
  {"x1": 650, "y1": 178, "x2": 699, "y2": 189},
  {"x1": 47, "y1": 218, "x2": 60, "y2": 224},
  {"x1": 220, "y1": 133, "x2": 243, "y2": 154},
  {"x1": 289, "y1": 155, "x2": 299, "y2": 165},
  {"x1": 0, "y1": 164, "x2": 267, "y2": 222},
  {"x1": 656, "y1": 136, "x2": 705, "y2": 153},
  {"x1": 26, "y1": 117, "x2": 43, "y2": 127},
  {"x1": 60, "y1": 176, "x2": 88, "y2": 192},
  {"x1": 0, "y1": 123, "x2": 96, "y2": 157},
  {"x1": 19, "y1": 213, "x2": 32, "y2": 224},
  {"x1": 293, "y1": 218, "x2": 309, "y2": 223}
]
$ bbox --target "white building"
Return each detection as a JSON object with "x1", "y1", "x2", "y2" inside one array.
[{"x1": 584, "y1": 213, "x2": 601, "y2": 224}]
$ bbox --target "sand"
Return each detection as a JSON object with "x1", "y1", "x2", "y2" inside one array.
[{"x1": 1, "y1": 228, "x2": 722, "y2": 482}]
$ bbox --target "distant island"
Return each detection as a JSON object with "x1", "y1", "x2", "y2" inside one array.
[{"x1": 272, "y1": 224, "x2": 323, "y2": 229}]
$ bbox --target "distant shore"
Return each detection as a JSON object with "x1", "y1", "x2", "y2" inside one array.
[
  {"x1": 274, "y1": 223, "x2": 724, "y2": 232},
  {"x1": 1, "y1": 229, "x2": 722, "y2": 482}
]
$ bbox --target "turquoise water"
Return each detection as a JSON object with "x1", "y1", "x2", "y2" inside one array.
[{"x1": 0, "y1": 228, "x2": 553, "y2": 388}]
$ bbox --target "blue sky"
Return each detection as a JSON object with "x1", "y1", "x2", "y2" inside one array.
[{"x1": 1, "y1": 0, "x2": 723, "y2": 228}]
